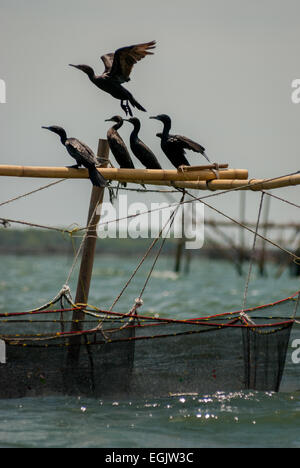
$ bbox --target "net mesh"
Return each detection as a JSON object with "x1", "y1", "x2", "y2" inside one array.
[{"x1": 0, "y1": 289, "x2": 298, "y2": 398}]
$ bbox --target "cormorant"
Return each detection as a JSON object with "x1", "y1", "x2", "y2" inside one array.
[
  {"x1": 69, "y1": 41, "x2": 156, "y2": 117},
  {"x1": 125, "y1": 117, "x2": 162, "y2": 169},
  {"x1": 41, "y1": 126, "x2": 107, "y2": 187},
  {"x1": 105, "y1": 116, "x2": 135, "y2": 169},
  {"x1": 150, "y1": 114, "x2": 211, "y2": 169}
]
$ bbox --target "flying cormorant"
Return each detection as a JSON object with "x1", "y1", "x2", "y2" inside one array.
[
  {"x1": 150, "y1": 114, "x2": 211, "y2": 169},
  {"x1": 69, "y1": 41, "x2": 156, "y2": 117},
  {"x1": 41, "y1": 126, "x2": 107, "y2": 187},
  {"x1": 125, "y1": 117, "x2": 162, "y2": 169}
]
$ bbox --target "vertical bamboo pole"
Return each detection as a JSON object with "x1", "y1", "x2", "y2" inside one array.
[
  {"x1": 238, "y1": 191, "x2": 246, "y2": 274},
  {"x1": 174, "y1": 208, "x2": 185, "y2": 273},
  {"x1": 67, "y1": 139, "x2": 109, "y2": 362},
  {"x1": 258, "y1": 195, "x2": 271, "y2": 276}
]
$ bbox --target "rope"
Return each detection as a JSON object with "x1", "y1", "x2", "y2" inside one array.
[
  {"x1": 181, "y1": 189, "x2": 300, "y2": 262},
  {"x1": 0, "y1": 179, "x2": 67, "y2": 208},
  {"x1": 0, "y1": 217, "x2": 77, "y2": 234},
  {"x1": 106, "y1": 191, "x2": 185, "y2": 315},
  {"x1": 262, "y1": 190, "x2": 300, "y2": 210},
  {"x1": 292, "y1": 292, "x2": 300, "y2": 320}
]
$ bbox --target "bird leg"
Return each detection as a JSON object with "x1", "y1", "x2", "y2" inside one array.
[
  {"x1": 108, "y1": 185, "x2": 117, "y2": 204},
  {"x1": 121, "y1": 100, "x2": 133, "y2": 117}
]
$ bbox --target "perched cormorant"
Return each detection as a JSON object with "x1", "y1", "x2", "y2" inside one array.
[
  {"x1": 69, "y1": 41, "x2": 156, "y2": 117},
  {"x1": 150, "y1": 114, "x2": 211, "y2": 169},
  {"x1": 125, "y1": 117, "x2": 162, "y2": 169},
  {"x1": 41, "y1": 126, "x2": 107, "y2": 187},
  {"x1": 105, "y1": 116, "x2": 135, "y2": 169}
]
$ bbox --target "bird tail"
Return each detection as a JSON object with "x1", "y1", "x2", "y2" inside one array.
[
  {"x1": 88, "y1": 166, "x2": 107, "y2": 187},
  {"x1": 202, "y1": 151, "x2": 211, "y2": 163},
  {"x1": 129, "y1": 95, "x2": 146, "y2": 112}
]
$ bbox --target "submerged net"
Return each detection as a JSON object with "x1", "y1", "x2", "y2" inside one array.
[{"x1": 0, "y1": 287, "x2": 298, "y2": 398}]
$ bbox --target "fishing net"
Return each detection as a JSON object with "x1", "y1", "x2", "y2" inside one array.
[{"x1": 0, "y1": 287, "x2": 298, "y2": 398}]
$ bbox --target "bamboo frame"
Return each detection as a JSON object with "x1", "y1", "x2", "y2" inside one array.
[
  {"x1": 0, "y1": 165, "x2": 248, "y2": 182},
  {"x1": 0, "y1": 164, "x2": 299, "y2": 191}
]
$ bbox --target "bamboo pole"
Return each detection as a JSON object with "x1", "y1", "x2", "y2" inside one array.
[
  {"x1": 179, "y1": 164, "x2": 229, "y2": 171},
  {"x1": 0, "y1": 164, "x2": 300, "y2": 191},
  {"x1": 148, "y1": 174, "x2": 300, "y2": 191},
  {"x1": 258, "y1": 195, "x2": 271, "y2": 276},
  {"x1": 239, "y1": 191, "x2": 246, "y2": 272},
  {"x1": 0, "y1": 165, "x2": 248, "y2": 182},
  {"x1": 67, "y1": 139, "x2": 109, "y2": 364}
]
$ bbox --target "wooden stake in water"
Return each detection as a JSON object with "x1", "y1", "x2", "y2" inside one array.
[{"x1": 67, "y1": 139, "x2": 109, "y2": 361}]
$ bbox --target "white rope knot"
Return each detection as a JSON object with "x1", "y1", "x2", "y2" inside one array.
[
  {"x1": 61, "y1": 284, "x2": 71, "y2": 295},
  {"x1": 240, "y1": 311, "x2": 256, "y2": 325},
  {"x1": 129, "y1": 297, "x2": 144, "y2": 316}
]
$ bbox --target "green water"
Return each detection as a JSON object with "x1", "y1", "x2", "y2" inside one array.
[{"x1": 0, "y1": 253, "x2": 299, "y2": 448}]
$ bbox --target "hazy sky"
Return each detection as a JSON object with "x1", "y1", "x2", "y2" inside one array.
[{"x1": 1, "y1": 0, "x2": 300, "y2": 240}]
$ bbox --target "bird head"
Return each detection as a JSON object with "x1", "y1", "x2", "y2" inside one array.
[
  {"x1": 69, "y1": 64, "x2": 95, "y2": 78},
  {"x1": 41, "y1": 125, "x2": 67, "y2": 142},
  {"x1": 105, "y1": 116, "x2": 123, "y2": 124},
  {"x1": 149, "y1": 114, "x2": 171, "y2": 125},
  {"x1": 124, "y1": 117, "x2": 140, "y2": 126},
  {"x1": 42, "y1": 125, "x2": 65, "y2": 136}
]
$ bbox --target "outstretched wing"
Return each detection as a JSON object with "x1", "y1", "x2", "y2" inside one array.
[
  {"x1": 100, "y1": 52, "x2": 115, "y2": 75},
  {"x1": 102, "y1": 41, "x2": 156, "y2": 83}
]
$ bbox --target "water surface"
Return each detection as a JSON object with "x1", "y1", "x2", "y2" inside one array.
[{"x1": 0, "y1": 254, "x2": 299, "y2": 448}]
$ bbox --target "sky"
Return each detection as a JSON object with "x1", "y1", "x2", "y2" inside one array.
[{"x1": 0, "y1": 0, "x2": 300, "y2": 245}]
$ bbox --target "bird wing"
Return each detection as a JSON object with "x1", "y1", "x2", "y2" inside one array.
[
  {"x1": 103, "y1": 41, "x2": 156, "y2": 83},
  {"x1": 100, "y1": 52, "x2": 115, "y2": 74},
  {"x1": 172, "y1": 135, "x2": 206, "y2": 154},
  {"x1": 107, "y1": 131, "x2": 135, "y2": 168},
  {"x1": 66, "y1": 138, "x2": 97, "y2": 166}
]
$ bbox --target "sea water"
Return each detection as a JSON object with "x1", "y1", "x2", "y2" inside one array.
[{"x1": 0, "y1": 254, "x2": 299, "y2": 448}]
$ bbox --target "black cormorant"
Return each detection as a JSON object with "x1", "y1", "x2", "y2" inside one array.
[
  {"x1": 150, "y1": 114, "x2": 211, "y2": 169},
  {"x1": 105, "y1": 116, "x2": 135, "y2": 169},
  {"x1": 69, "y1": 41, "x2": 156, "y2": 117},
  {"x1": 125, "y1": 117, "x2": 162, "y2": 169},
  {"x1": 41, "y1": 126, "x2": 107, "y2": 187}
]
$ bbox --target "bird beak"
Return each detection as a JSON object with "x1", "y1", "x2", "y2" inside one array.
[
  {"x1": 69, "y1": 64, "x2": 78, "y2": 69},
  {"x1": 41, "y1": 126, "x2": 49, "y2": 130},
  {"x1": 149, "y1": 116, "x2": 158, "y2": 120},
  {"x1": 105, "y1": 119, "x2": 113, "y2": 122}
]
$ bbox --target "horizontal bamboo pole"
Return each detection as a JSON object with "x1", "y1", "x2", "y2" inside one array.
[
  {"x1": 0, "y1": 165, "x2": 298, "y2": 191},
  {"x1": 190, "y1": 175, "x2": 300, "y2": 191},
  {"x1": 146, "y1": 174, "x2": 300, "y2": 191},
  {"x1": 180, "y1": 164, "x2": 229, "y2": 171},
  {"x1": 0, "y1": 165, "x2": 248, "y2": 182}
]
